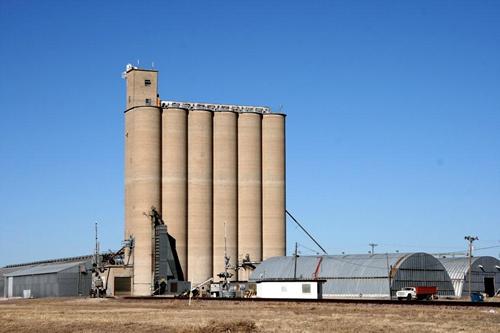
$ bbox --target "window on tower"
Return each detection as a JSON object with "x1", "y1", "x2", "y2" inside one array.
[{"x1": 145, "y1": 79, "x2": 151, "y2": 86}]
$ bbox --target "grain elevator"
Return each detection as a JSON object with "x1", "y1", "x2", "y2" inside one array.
[{"x1": 124, "y1": 65, "x2": 286, "y2": 295}]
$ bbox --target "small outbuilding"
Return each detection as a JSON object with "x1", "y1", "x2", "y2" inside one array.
[
  {"x1": 251, "y1": 253, "x2": 455, "y2": 298},
  {"x1": 438, "y1": 256, "x2": 500, "y2": 297},
  {"x1": 3, "y1": 260, "x2": 92, "y2": 298}
]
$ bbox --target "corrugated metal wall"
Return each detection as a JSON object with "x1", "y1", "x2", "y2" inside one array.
[
  {"x1": 58, "y1": 268, "x2": 92, "y2": 297},
  {"x1": 11, "y1": 274, "x2": 59, "y2": 297},
  {"x1": 4, "y1": 263, "x2": 91, "y2": 298}
]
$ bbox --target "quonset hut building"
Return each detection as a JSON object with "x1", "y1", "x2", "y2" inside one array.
[
  {"x1": 251, "y1": 253, "x2": 455, "y2": 298},
  {"x1": 439, "y1": 256, "x2": 500, "y2": 297}
]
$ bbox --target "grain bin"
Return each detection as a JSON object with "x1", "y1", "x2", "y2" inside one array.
[
  {"x1": 187, "y1": 109, "x2": 213, "y2": 284},
  {"x1": 162, "y1": 107, "x2": 188, "y2": 274},
  {"x1": 213, "y1": 111, "x2": 238, "y2": 280},
  {"x1": 238, "y1": 112, "x2": 263, "y2": 265},
  {"x1": 262, "y1": 113, "x2": 286, "y2": 259}
]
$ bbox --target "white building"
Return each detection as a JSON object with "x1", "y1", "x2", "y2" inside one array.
[{"x1": 256, "y1": 279, "x2": 325, "y2": 299}]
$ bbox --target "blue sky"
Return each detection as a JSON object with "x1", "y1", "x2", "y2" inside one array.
[{"x1": 0, "y1": 0, "x2": 499, "y2": 266}]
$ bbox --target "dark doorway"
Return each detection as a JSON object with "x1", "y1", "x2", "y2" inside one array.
[
  {"x1": 114, "y1": 277, "x2": 132, "y2": 296},
  {"x1": 484, "y1": 277, "x2": 494, "y2": 297}
]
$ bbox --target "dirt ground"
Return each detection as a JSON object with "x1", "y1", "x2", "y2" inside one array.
[{"x1": 0, "y1": 298, "x2": 499, "y2": 333}]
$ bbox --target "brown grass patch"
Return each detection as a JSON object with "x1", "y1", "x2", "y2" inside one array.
[{"x1": 0, "y1": 298, "x2": 498, "y2": 333}]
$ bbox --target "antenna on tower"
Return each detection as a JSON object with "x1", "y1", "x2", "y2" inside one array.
[
  {"x1": 223, "y1": 221, "x2": 230, "y2": 282},
  {"x1": 152, "y1": 61, "x2": 155, "y2": 69},
  {"x1": 94, "y1": 222, "x2": 100, "y2": 265},
  {"x1": 217, "y1": 221, "x2": 233, "y2": 294}
]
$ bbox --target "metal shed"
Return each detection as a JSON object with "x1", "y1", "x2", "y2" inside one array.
[
  {"x1": 438, "y1": 256, "x2": 500, "y2": 297},
  {"x1": 3, "y1": 261, "x2": 92, "y2": 298},
  {"x1": 0, "y1": 266, "x2": 30, "y2": 297},
  {"x1": 250, "y1": 253, "x2": 455, "y2": 298}
]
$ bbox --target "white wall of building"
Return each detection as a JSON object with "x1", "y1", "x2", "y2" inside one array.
[{"x1": 256, "y1": 281, "x2": 319, "y2": 299}]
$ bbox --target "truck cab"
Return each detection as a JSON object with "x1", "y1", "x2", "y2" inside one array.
[{"x1": 396, "y1": 287, "x2": 417, "y2": 300}]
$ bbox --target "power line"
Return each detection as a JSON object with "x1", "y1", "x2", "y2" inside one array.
[
  {"x1": 475, "y1": 245, "x2": 500, "y2": 251},
  {"x1": 286, "y1": 210, "x2": 328, "y2": 255},
  {"x1": 297, "y1": 243, "x2": 321, "y2": 255}
]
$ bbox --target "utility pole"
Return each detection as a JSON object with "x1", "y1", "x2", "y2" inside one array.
[
  {"x1": 94, "y1": 222, "x2": 100, "y2": 266},
  {"x1": 293, "y1": 242, "x2": 299, "y2": 279},
  {"x1": 464, "y1": 235, "x2": 478, "y2": 298},
  {"x1": 386, "y1": 253, "x2": 392, "y2": 300},
  {"x1": 223, "y1": 222, "x2": 230, "y2": 292},
  {"x1": 369, "y1": 243, "x2": 378, "y2": 254}
]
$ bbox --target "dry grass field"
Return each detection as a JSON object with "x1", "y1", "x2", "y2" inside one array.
[{"x1": 0, "y1": 298, "x2": 499, "y2": 333}]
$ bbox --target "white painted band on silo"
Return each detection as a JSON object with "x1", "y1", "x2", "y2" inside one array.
[
  {"x1": 262, "y1": 113, "x2": 286, "y2": 259},
  {"x1": 187, "y1": 109, "x2": 213, "y2": 284},
  {"x1": 162, "y1": 107, "x2": 188, "y2": 277},
  {"x1": 238, "y1": 112, "x2": 263, "y2": 267},
  {"x1": 124, "y1": 106, "x2": 161, "y2": 296},
  {"x1": 213, "y1": 111, "x2": 238, "y2": 281}
]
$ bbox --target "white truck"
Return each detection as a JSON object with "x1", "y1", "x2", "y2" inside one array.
[{"x1": 396, "y1": 286, "x2": 437, "y2": 301}]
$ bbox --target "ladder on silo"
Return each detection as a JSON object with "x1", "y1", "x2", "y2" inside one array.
[{"x1": 154, "y1": 226, "x2": 161, "y2": 281}]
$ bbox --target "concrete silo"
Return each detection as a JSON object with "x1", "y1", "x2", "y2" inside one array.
[
  {"x1": 162, "y1": 107, "x2": 188, "y2": 275},
  {"x1": 213, "y1": 111, "x2": 238, "y2": 280},
  {"x1": 187, "y1": 109, "x2": 213, "y2": 284},
  {"x1": 262, "y1": 113, "x2": 286, "y2": 259},
  {"x1": 124, "y1": 67, "x2": 161, "y2": 295},
  {"x1": 123, "y1": 67, "x2": 287, "y2": 290},
  {"x1": 238, "y1": 112, "x2": 263, "y2": 273}
]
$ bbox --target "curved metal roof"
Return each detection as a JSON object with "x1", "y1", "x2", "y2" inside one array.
[
  {"x1": 438, "y1": 256, "x2": 500, "y2": 280},
  {"x1": 439, "y1": 257, "x2": 477, "y2": 281},
  {"x1": 251, "y1": 253, "x2": 454, "y2": 297},
  {"x1": 252, "y1": 253, "x2": 410, "y2": 281}
]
